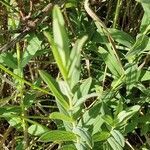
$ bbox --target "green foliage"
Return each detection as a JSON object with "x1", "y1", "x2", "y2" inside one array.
[{"x1": 0, "y1": 0, "x2": 149, "y2": 149}]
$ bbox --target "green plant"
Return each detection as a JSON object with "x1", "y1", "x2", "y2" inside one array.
[{"x1": 0, "y1": 0, "x2": 149, "y2": 149}]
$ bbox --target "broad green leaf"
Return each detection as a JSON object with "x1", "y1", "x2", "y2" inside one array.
[
  {"x1": 117, "y1": 105, "x2": 140, "y2": 126},
  {"x1": 107, "y1": 137, "x2": 123, "y2": 150},
  {"x1": 78, "y1": 103, "x2": 104, "y2": 135},
  {"x1": 98, "y1": 46, "x2": 124, "y2": 78},
  {"x1": 109, "y1": 28, "x2": 135, "y2": 48},
  {"x1": 0, "y1": 52, "x2": 17, "y2": 69},
  {"x1": 75, "y1": 142, "x2": 89, "y2": 150},
  {"x1": 144, "y1": 38, "x2": 150, "y2": 50},
  {"x1": 21, "y1": 34, "x2": 42, "y2": 67},
  {"x1": 124, "y1": 116, "x2": 139, "y2": 135},
  {"x1": 73, "y1": 127, "x2": 93, "y2": 149},
  {"x1": 65, "y1": 0, "x2": 77, "y2": 8},
  {"x1": 58, "y1": 80, "x2": 72, "y2": 98},
  {"x1": 39, "y1": 70, "x2": 69, "y2": 110},
  {"x1": 0, "y1": 106, "x2": 21, "y2": 116},
  {"x1": 114, "y1": 99, "x2": 124, "y2": 116},
  {"x1": 111, "y1": 130, "x2": 125, "y2": 147},
  {"x1": 136, "y1": 0, "x2": 150, "y2": 33},
  {"x1": 28, "y1": 124, "x2": 50, "y2": 136},
  {"x1": 73, "y1": 77, "x2": 92, "y2": 104},
  {"x1": 39, "y1": 130, "x2": 77, "y2": 142},
  {"x1": 93, "y1": 131, "x2": 110, "y2": 142},
  {"x1": 67, "y1": 36, "x2": 87, "y2": 88},
  {"x1": 103, "y1": 142, "x2": 112, "y2": 150},
  {"x1": 125, "y1": 63, "x2": 138, "y2": 91},
  {"x1": 53, "y1": 5, "x2": 70, "y2": 67},
  {"x1": 138, "y1": 70, "x2": 150, "y2": 81},
  {"x1": 102, "y1": 115, "x2": 114, "y2": 126},
  {"x1": 8, "y1": 117, "x2": 22, "y2": 130},
  {"x1": 49, "y1": 112, "x2": 74, "y2": 122},
  {"x1": 0, "y1": 107, "x2": 22, "y2": 130},
  {"x1": 92, "y1": 31, "x2": 108, "y2": 44},
  {"x1": 126, "y1": 34, "x2": 149, "y2": 60}
]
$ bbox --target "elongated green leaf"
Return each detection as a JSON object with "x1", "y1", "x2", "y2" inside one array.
[
  {"x1": 28, "y1": 124, "x2": 50, "y2": 136},
  {"x1": 73, "y1": 127, "x2": 93, "y2": 149},
  {"x1": 126, "y1": 34, "x2": 149, "y2": 60},
  {"x1": 108, "y1": 137, "x2": 123, "y2": 150},
  {"x1": 125, "y1": 63, "x2": 138, "y2": 91},
  {"x1": 58, "y1": 80, "x2": 72, "y2": 98},
  {"x1": 39, "y1": 130, "x2": 77, "y2": 142},
  {"x1": 21, "y1": 34, "x2": 42, "y2": 67},
  {"x1": 108, "y1": 28, "x2": 135, "y2": 48},
  {"x1": 53, "y1": 5, "x2": 70, "y2": 67},
  {"x1": 93, "y1": 131, "x2": 110, "y2": 142},
  {"x1": 67, "y1": 36, "x2": 87, "y2": 88},
  {"x1": 136, "y1": 0, "x2": 150, "y2": 33},
  {"x1": 39, "y1": 70, "x2": 69, "y2": 110},
  {"x1": 78, "y1": 103, "x2": 104, "y2": 135},
  {"x1": 49, "y1": 112, "x2": 74, "y2": 122},
  {"x1": 98, "y1": 47, "x2": 124, "y2": 78},
  {"x1": 8, "y1": 117, "x2": 22, "y2": 130},
  {"x1": 117, "y1": 105, "x2": 140, "y2": 126},
  {"x1": 0, "y1": 106, "x2": 21, "y2": 116},
  {"x1": 102, "y1": 115, "x2": 114, "y2": 126},
  {"x1": 43, "y1": 31, "x2": 68, "y2": 80},
  {"x1": 73, "y1": 77, "x2": 92, "y2": 104},
  {"x1": 111, "y1": 130, "x2": 125, "y2": 147},
  {"x1": 138, "y1": 70, "x2": 150, "y2": 81},
  {"x1": 0, "y1": 52, "x2": 17, "y2": 69}
]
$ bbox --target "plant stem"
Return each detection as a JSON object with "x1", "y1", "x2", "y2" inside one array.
[
  {"x1": 0, "y1": 64, "x2": 51, "y2": 95},
  {"x1": 113, "y1": 0, "x2": 122, "y2": 28}
]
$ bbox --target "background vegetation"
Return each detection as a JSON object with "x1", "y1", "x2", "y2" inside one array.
[{"x1": 0, "y1": 0, "x2": 149, "y2": 149}]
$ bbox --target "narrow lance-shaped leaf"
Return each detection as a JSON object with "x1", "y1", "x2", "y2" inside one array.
[
  {"x1": 108, "y1": 28, "x2": 135, "y2": 48},
  {"x1": 53, "y1": 5, "x2": 70, "y2": 67},
  {"x1": 73, "y1": 127, "x2": 93, "y2": 149},
  {"x1": 98, "y1": 46, "x2": 123, "y2": 78},
  {"x1": 136, "y1": 0, "x2": 150, "y2": 33},
  {"x1": 125, "y1": 63, "x2": 138, "y2": 91},
  {"x1": 39, "y1": 130, "x2": 77, "y2": 142},
  {"x1": 117, "y1": 105, "x2": 140, "y2": 126},
  {"x1": 28, "y1": 124, "x2": 50, "y2": 136},
  {"x1": 111, "y1": 130, "x2": 125, "y2": 147},
  {"x1": 39, "y1": 70, "x2": 69, "y2": 110},
  {"x1": 21, "y1": 34, "x2": 42, "y2": 67},
  {"x1": 93, "y1": 131, "x2": 110, "y2": 142},
  {"x1": 43, "y1": 31, "x2": 68, "y2": 80},
  {"x1": 107, "y1": 137, "x2": 123, "y2": 150},
  {"x1": 126, "y1": 34, "x2": 149, "y2": 61},
  {"x1": 67, "y1": 36, "x2": 88, "y2": 88},
  {"x1": 49, "y1": 112, "x2": 74, "y2": 123}
]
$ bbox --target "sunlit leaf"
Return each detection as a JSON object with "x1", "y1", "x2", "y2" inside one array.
[
  {"x1": 39, "y1": 130, "x2": 77, "y2": 142},
  {"x1": 49, "y1": 112, "x2": 74, "y2": 122},
  {"x1": 28, "y1": 124, "x2": 50, "y2": 136},
  {"x1": 39, "y1": 70, "x2": 69, "y2": 110}
]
